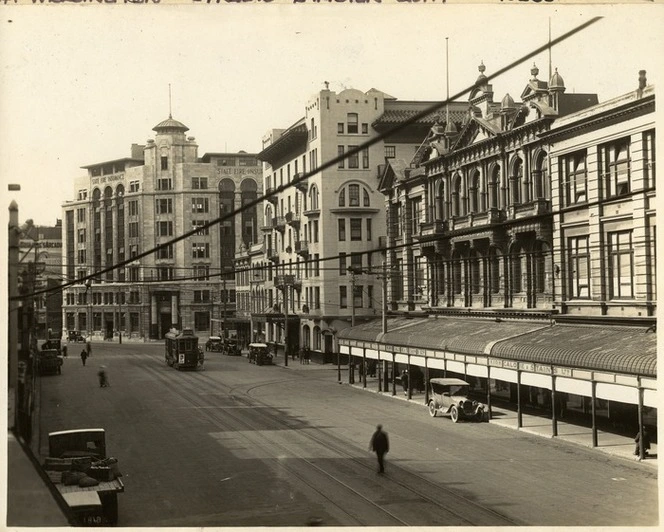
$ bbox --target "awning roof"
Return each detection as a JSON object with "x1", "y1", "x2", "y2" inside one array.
[
  {"x1": 338, "y1": 317, "x2": 657, "y2": 377},
  {"x1": 492, "y1": 324, "x2": 657, "y2": 377}
]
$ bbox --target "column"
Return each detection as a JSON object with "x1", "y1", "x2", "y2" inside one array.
[{"x1": 171, "y1": 294, "x2": 178, "y2": 330}]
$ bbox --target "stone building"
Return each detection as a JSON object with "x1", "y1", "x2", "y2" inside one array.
[{"x1": 61, "y1": 117, "x2": 262, "y2": 341}]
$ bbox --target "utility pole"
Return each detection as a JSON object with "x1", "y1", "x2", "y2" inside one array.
[
  {"x1": 118, "y1": 288, "x2": 122, "y2": 345},
  {"x1": 222, "y1": 276, "x2": 227, "y2": 339},
  {"x1": 348, "y1": 267, "x2": 357, "y2": 327},
  {"x1": 382, "y1": 261, "x2": 388, "y2": 335},
  {"x1": 283, "y1": 283, "x2": 289, "y2": 367}
]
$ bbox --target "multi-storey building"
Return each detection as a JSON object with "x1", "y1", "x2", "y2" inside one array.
[
  {"x1": 61, "y1": 117, "x2": 262, "y2": 340},
  {"x1": 338, "y1": 66, "x2": 656, "y2": 441},
  {"x1": 247, "y1": 85, "x2": 467, "y2": 360}
]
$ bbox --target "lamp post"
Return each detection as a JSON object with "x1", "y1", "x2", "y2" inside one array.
[
  {"x1": 85, "y1": 278, "x2": 92, "y2": 340},
  {"x1": 118, "y1": 288, "x2": 123, "y2": 345}
]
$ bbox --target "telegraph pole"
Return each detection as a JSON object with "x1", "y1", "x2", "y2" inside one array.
[
  {"x1": 382, "y1": 261, "x2": 388, "y2": 335},
  {"x1": 349, "y1": 267, "x2": 356, "y2": 327},
  {"x1": 284, "y1": 283, "x2": 289, "y2": 367}
]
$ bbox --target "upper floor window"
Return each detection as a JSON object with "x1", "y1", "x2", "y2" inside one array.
[
  {"x1": 385, "y1": 146, "x2": 396, "y2": 159},
  {"x1": 155, "y1": 198, "x2": 173, "y2": 214},
  {"x1": 192, "y1": 220, "x2": 210, "y2": 235},
  {"x1": 561, "y1": 151, "x2": 588, "y2": 206},
  {"x1": 157, "y1": 245, "x2": 174, "y2": 260},
  {"x1": 349, "y1": 184, "x2": 360, "y2": 206},
  {"x1": 77, "y1": 208, "x2": 86, "y2": 223},
  {"x1": 192, "y1": 198, "x2": 209, "y2": 213},
  {"x1": 156, "y1": 221, "x2": 173, "y2": 237},
  {"x1": 338, "y1": 146, "x2": 345, "y2": 169},
  {"x1": 238, "y1": 157, "x2": 258, "y2": 166},
  {"x1": 347, "y1": 113, "x2": 358, "y2": 134},
  {"x1": 194, "y1": 290, "x2": 210, "y2": 303},
  {"x1": 337, "y1": 123, "x2": 344, "y2": 134},
  {"x1": 127, "y1": 200, "x2": 139, "y2": 217},
  {"x1": 129, "y1": 181, "x2": 140, "y2": 193},
  {"x1": 350, "y1": 218, "x2": 362, "y2": 241},
  {"x1": 192, "y1": 177, "x2": 208, "y2": 189},
  {"x1": 309, "y1": 185, "x2": 319, "y2": 211},
  {"x1": 77, "y1": 189, "x2": 88, "y2": 200},
  {"x1": 338, "y1": 219, "x2": 346, "y2": 241},
  {"x1": 567, "y1": 236, "x2": 590, "y2": 298},
  {"x1": 160, "y1": 156, "x2": 168, "y2": 170},
  {"x1": 361, "y1": 123, "x2": 368, "y2": 134},
  {"x1": 348, "y1": 146, "x2": 359, "y2": 169},
  {"x1": 643, "y1": 130, "x2": 656, "y2": 188},
  {"x1": 601, "y1": 138, "x2": 630, "y2": 198},
  {"x1": 192, "y1": 243, "x2": 210, "y2": 259},
  {"x1": 608, "y1": 230, "x2": 633, "y2": 299},
  {"x1": 157, "y1": 178, "x2": 172, "y2": 191}
]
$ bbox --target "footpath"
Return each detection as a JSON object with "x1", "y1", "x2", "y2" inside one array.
[{"x1": 272, "y1": 356, "x2": 658, "y2": 470}]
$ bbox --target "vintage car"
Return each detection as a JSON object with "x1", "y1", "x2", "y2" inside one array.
[
  {"x1": 205, "y1": 336, "x2": 223, "y2": 352},
  {"x1": 38, "y1": 349, "x2": 63, "y2": 375},
  {"x1": 68, "y1": 330, "x2": 86, "y2": 343},
  {"x1": 248, "y1": 343, "x2": 273, "y2": 366},
  {"x1": 42, "y1": 339, "x2": 62, "y2": 356},
  {"x1": 222, "y1": 337, "x2": 241, "y2": 356},
  {"x1": 427, "y1": 378, "x2": 486, "y2": 422}
]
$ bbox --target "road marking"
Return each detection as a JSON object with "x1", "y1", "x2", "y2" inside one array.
[{"x1": 611, "y1": 477, "x2": 627, "y2": 481}]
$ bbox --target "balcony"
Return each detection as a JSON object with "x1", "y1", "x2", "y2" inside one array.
[
  {"x1": 260, "y1": 222, "x2": 273, "y2": 233},
  {"x1": 272, "y1": 216, "x2": 286, "y2": 232},
  {"x1": 293, "y1": 173, "x2": 308, "y2": 193},
  {"x1": 449, "y1": 208, "x2": 506, "y2": 231},
  {"x1": 274, "y1": 274, "x2": 302, "y2": 291},
  {"x1": 508, "y1": 199, "x2": 551, "y2": 220},
  {"x1": 295, "y1": 239, "x2": 309, "y2": 257},
  {"x1": 285, "y1": 211, "x2": 300, "y2": 228},
  {"x1": 265, "y1": 187, "x2": 278, "y2": 205},
  {"x1": 415, "y1": 220, "x2": 448, "y2": 241}
]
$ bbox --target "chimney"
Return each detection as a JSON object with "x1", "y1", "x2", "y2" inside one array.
[{"x1": 639, "y1": 70, "x2": 647, "y2": 90}]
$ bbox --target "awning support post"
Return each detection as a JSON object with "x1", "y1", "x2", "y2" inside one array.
[
  {"x1": 517, "y1": 370, "x2": 523, "y2": 429},
  {"x1": 486, "y1": 370, "x2": 492, "y2": 420},
  {"x1": 551, "y1": 372, "x2": 558, "y2": 437},
  {"x1": 377, "y1": 358, "x2": 383, "y2": 393},
  {"x1": 391, "y1": 353, "x2": 396, "y2": 396},
  {"x1": 637, "y1": 379, "x2": 645, "y2": 460},
  {"x1": 362, "y1": 348, "x2": 367, "y2": 389},
  {"x1": 591, "y1": 381, "x2": 598, "y2": 447},
  {"x1": 424, "y1": 360, "x2": 429, "y2": 405},
  {"x1": 407, "y1": 357, "x2": 412, "y2": 400}
]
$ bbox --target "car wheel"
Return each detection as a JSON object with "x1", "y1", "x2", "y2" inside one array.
[
  {"x1": 475, "y1": 409, "x2": 484, "y2": 422},
  {"x1": 450, "y1": 405, "x2": 459, "y2": 423},
  {"x1": 428, "y1": 401, "x2": 437, "y2": 417}
]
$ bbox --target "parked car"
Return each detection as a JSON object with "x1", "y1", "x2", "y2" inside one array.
[
  {"x1": 248, "y1": 343, "x2": 273, "y2": 366},
  {"x1": 41, "y1": 339, "x2": 62, "y2": 356},
  {"x1": 222, "y1": 338, "x2": 241, "y2": 356},
  {"x1": 38, "y1": 349, "x2": 63, "y2": 375},
  {"x1": 205, "y1": 336, "x2": 223, "y2": 352},
  {"x1": 427, "y1": 378, "x2": 486, "y2": 422},
  {"x1": 68, "y1": 330, "x2": 86, "y2": 343}
]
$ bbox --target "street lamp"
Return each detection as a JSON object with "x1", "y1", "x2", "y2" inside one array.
[
  {"x1": 85, "y1": 278, "x2": 92, "y2": 340},
  {"x1": 323, "y1": 328, "x2": 339, "y2": 383}
]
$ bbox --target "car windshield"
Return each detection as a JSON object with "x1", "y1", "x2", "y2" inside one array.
[{"x1": 448, "y1": 385, "x2": 469, "y2": 396}]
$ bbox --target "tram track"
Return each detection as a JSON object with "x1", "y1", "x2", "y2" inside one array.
[{"x1": 136, "y1": 351, "x2": 521, "y2": 526}]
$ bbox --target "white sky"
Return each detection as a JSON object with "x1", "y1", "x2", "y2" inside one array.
[{"x1": 0, "y1": 4, "x2": 662, "y2": 226}]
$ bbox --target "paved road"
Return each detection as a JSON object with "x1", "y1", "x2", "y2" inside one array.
[{"x1": 38, "y1": 343, "x2": 658, "y2": 527}]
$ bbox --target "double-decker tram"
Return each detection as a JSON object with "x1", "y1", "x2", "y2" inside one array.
[{"x1": 164, "y1": 328, "x2": 204, "y2": 370}]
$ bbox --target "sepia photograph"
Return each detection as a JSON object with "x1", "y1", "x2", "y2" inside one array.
[{"x1": 2, "y1": 3, "x2": 661, "y2": 528}]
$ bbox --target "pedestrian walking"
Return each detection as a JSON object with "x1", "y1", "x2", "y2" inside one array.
[
  {"x1": 86, "y1": 339, "x2": 92, "y2": 357},
  {"x1": 304, "y1": 347, "x2": 311, "y2": 365},
  {"x1": 634, "y1": 426, "x2": 651, "y2": 457},
  {"x1": 369, "y1": 424, "x2": 389, "y2": 474},
  {"x1": 62, "y1": 344, "x2": 68, "y2": 358},
  {"x1": 98, "y1": 365, "x2": 109, "y2": 388},
  {"x1": 401, "y1": 370, "x2": 409, "y2": 396},
  {"x1": 80, "y1": 349, "x2": 88, "y2": 366}
]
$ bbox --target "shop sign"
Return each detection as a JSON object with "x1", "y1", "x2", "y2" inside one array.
[
  {"x1": 503, "y1": 360, "x2": 518, "y2": 369},
  {"x1": 553, "y1": 367, "x2": 572, "y2": 377},
  {"x1": 476, "y1": 357, "x2": 487, "y2": 366},
  {"x1": 369, "y1": 343, "x2": 378, "y2": 350},
  {"x1": 535, "y1": 364, "x2": 552, "y2": 374},
  {"x1": 466, "y1": 356, "x2": 476, "y2": 364},
  {"x1": 383, "y1": 344, "x2": 394, "y2": 352},
  {"x1": 489, "y1": 358, "x2": 503, "y2": 367},
  {"x1": 519, "y1": 362, "x2": 535, "y2": 372}
]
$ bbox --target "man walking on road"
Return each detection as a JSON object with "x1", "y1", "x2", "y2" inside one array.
[{"x1": 369, "y1": 424, "x2": 389, "y2": 474}]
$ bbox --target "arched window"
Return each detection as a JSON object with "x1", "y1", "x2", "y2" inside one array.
[
  {"x1": 313, "y1": 326, "x2": 321, "y2": 350},
  {"x1": 302, "y1": 325, "x2": 311, "y2": 348},
  {"x1": 363, "y1": 188, "x2": 370, "y2": 207},
  {"x1": 470, "y1": 249, "x2": 481, "y2": 294},
  {"x1": 309, "y1": 185, "x2": 319, "y2": 211},
  {"x1": 452, "y1": 250, "x2": 462, "y2": 295},
  {"x1": 511, "y1": 158, "x2": 523, "y2": 205},
  {"x1": 511, "y1": 243, "x2": 525, "y2": 293},
  {"x1": 241, "y1": 179, "x2": 258, "y2": 246},
  {"x1": 451, "y1": 175, "x2": 462, "y2": 217},
  {"x1": 489, "y1": 247, "x2": 502, "y2": 293},
  {"x1": 437, "y1": 180, "x2": 446, "y2": 219},
  {"x1": 339, "y1": 188, "x2": 346, "y2": 207},
  {"x1": 489, "y1": 166, "x2": 500, "y2": 209},
  {"x1": 469, "y1": 171, "x2": 480, "y2": 213},
  {"x1": 338, "y1": 183, "x2": 370, "y2": 208}
]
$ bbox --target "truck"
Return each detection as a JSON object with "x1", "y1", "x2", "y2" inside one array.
[
  {"x1": 43, "y1": 428, "x2": 124, "y2": 526},
  {"x1": 38, "y1": 348, "x2": 63, "y2": 375}
]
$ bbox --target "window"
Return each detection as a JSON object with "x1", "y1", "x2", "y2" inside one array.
[
  {"x1": 77, "y1": 189, "x2": 88, "y2": 200},
  {"x1": 161, "y1": 156, "x2": 168, "y2": 170},
  {"x1": 353, "y1": 284, "x2": 363, "y2": 308},
  {"x1": 338, "y1": 219, "x2": 346, "y2": 241},
  {"x1": 339, "y1": 253, "x2": 347, "y2": 275},
  {"x1": 338, "y1": 146, "x2": 345, "y2": 169},
  {"x1": 643, "y1": 130, "x2": 656, "y2": 188},
  {"x1": 192, "y1": 243, "x2": 210, "y2": 259},
  {"x1": 601, "y1": 138, "x2": 630, "y2": 198},
  {"x1": 411, "y1": 199, "x2": 422, "y2": 234},
  {"x1": 314, "y1": 287, "x2": 320, "y2": 309},
  {"x1": 313, "y1": 220, "x2": 319, "y2": 243},
  {"x1": 194, "y1": 290, "x2": 211, "y2": 303},
  {"x1": 363, "y1": 189, "x2": 370, "y2": 207},
  {"x1": 157, "y1": 245, "x2": 173, "y2": 260},
  {"x1": 128, "y1": 200, "x2": 139, "y2": 216},
  {"x1": 238, "y1": 157, "x2": 257, "y2": 166},
  {"x1": 347, "y1": 113, "x2": 358, "y2": 134},
  {"x1": 366, "y1": 219, "x2": 372, "y2": 241},
  {"x1": 367, "y1": 285, "x2": 374, "y2": 308},
  {"x1": 128, "y1": 222, "x2": 139, "y2": 238},
  {"x1": 77, "y1": 208, "x2": 86, "y2": 223},
  {"x1": 157, "y1": 178, "x2": 172, "y2": 190},
  {"x1": 350, "y1": 253, "x2": 362, "y2": 271},
  {"x1": 77, "y1": 229, "x2": 86, "y2": 243},
  {"x1": 339, "y1": 286, "x2": 347, "y2": 309},
  {"x1": 192, "y1": 177, "x2": 208, "y2": 189},
  {"x1": 348, "y1": 184, "x2": 360, "y2": 206},
  {"x1": 192, "y1": 220, "x2": 209, "y2": 235},
  {"x1": 608, "y1": 230, "x2": 633, "y2": 299},
  {"x1": 385, "y1": 146, "x2": 396, "y2": 159},
  {"x1": 157, "y1": 267, "x2": 174, "y2": 281},
  {"x1": 350, "y1": 218, "x2": 362, "y2": 241},
  {"x1": 337, "y1": 123, "x2": 344, "y2": 134},
  {"x1": 568, "y1": 236, "x2": 590, "y2": 298},
  {"x1": 156, "y1": 221, "x2": 173, "y2": 237},
  {"x1": 339, "y1": 188, "x2": 346, "y2": 206},
  {"x1": 129, "y1": 181, "x2": 140, "y2": 192},
  {"x1": 561, "y1": 151, "x2": 587, "y2": 205},
  {"x1": 77, "y1": 250, "x2": 86, "y2": 264},
  {"x1": 192, "y1": 198, "x2": 209, "y2": 213},
  {"x1": 362, "y1": 148, "x2": 369, "y2": 169},
  {"x1": 155, "y1": 198, "x2": 173, "y2": 214},
  {"x1": 348, "y1": 146, "x2": 359, "y2": 169},
  {"x1": 362, "y1": 123, "x2": 368, "y2": 134}
]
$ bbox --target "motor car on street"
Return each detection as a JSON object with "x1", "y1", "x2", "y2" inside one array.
[
  {"x1": 38, "y1": 349, "x2": 63, "y2": 375},
  {"x1": 248, "y1": 343, "x2": 273, "y2": 366},
  {"x1": 205, "y1": 336, "x2": 223, "y2": 352},
  {"x1": 427, "y1": 378, "x2": 486, "y2": 422},
  {"x1": 222, "y1": 337, "x2": 241, "y2": 356},
  {"x1": 67, "y1": 330, "x2": 86, "y2": 343}
]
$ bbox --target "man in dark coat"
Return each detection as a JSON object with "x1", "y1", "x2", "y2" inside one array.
[{"x1": 369, "y1": 424, "x2": 390, "y2": 474}]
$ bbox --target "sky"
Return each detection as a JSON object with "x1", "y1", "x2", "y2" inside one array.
[{"x1": 0, "y1": 4, "x2": 662, "y2": 226}]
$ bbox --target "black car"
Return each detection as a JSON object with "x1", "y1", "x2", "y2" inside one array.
[
  {"x1": 68, "y1": 331, "x2": 86, "y2": 343},
  {"x1": 205, "y1": 336, "x2": 223, "y2": 352},
  {"x1": 248, "y1": 343, "x2": 273, "y2": 366}
]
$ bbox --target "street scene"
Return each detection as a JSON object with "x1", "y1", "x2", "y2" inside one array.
[
  {"x1": 4, "y1": 4, "x2": 660, "y2": 529},
  {"x1": 36, "y1": 343, "x2": 658, "y2": 527}
]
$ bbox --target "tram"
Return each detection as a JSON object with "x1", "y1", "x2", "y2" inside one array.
[{"x1": 164, "y1": 328, "x2": 204, "y2": 370}]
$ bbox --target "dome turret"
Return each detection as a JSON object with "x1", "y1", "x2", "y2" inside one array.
[
  {"x1": 476, "y1": 61, "x2": 488, "y2": 85},
  {"x1": 549, "y1": 68, "x2": 565, "y2": 90},
  {"x1": 501, "y1": 93, "x2": 516, "y2": 110},
  {"x1": 152, "y1": 116, "x2": 189, "y2": 133}
]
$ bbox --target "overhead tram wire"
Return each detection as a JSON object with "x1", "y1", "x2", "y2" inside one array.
[{"x1": 15, "y1": 16, "x2": 602, "y2": 302}]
